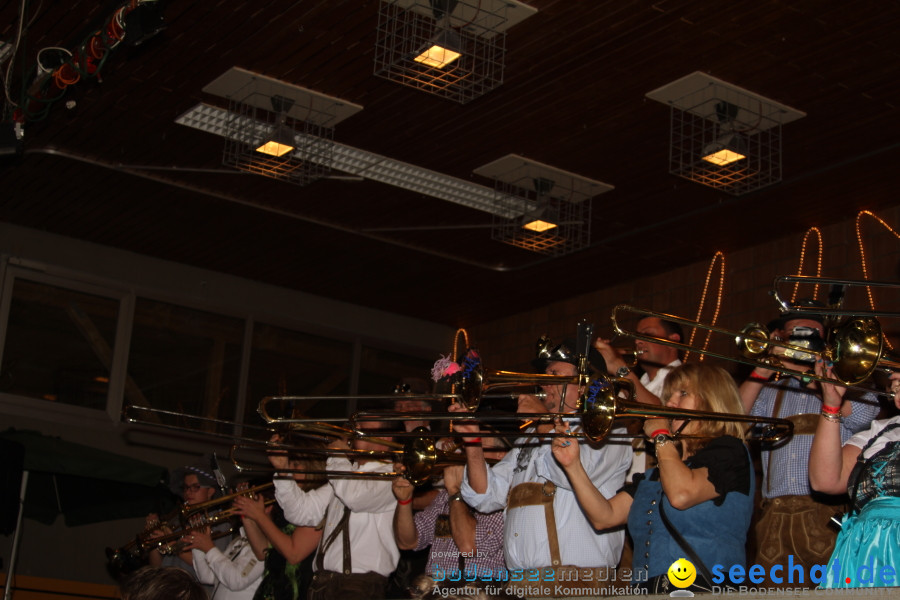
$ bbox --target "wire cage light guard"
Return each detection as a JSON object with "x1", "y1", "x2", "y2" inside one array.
[
  {"x1": 374, "y1": 0, "x2": 508, "y2": 104},
  {"x1": 491, "y1": 180, "x2": 592, "y2": 257},
  {"x1": 223, "y1": 91, "x2": 335, "y2": 187},
  {"x1": 668, "y1": 82, "x2": 783, "y2": 196}
]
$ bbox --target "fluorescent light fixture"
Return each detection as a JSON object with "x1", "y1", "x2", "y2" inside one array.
[
  {"x1": 414, "y1": 44, "x2": 461, "y2": 68},
  {"x1": 523, "y1": 219, "x2": 557, "y2": 232},
  {"x1": 176, "y1": 103, "x2": 526, "y2": 218}
]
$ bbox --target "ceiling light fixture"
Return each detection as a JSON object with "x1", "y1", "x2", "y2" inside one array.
[
  {"x1": 200, "y1": 68, "x2": 363, "y2": 186},
  {"x1": 255, "y1": 96, "x2": 296, "y2": 157},
  {"x1": 522, "y1": 219, "x2": 557, "y2": 233},
  {"x1": 177, "y1": 102, "x2": 525, "y2": 217},
  {"x1": 255, "y1": 125, "x2": 295, "y2": 157},
  {"x1": 701, "y1": 132, "x2": 747, "y2": 167},
  {"x1": 475, "y1": 156, "x2": 614, "y2": 257},
  {"x1": 413, "y1": 27, "x2": 462, "y2": 68},
  {"x1": 646, "y1": 72, "x2": 805, "y2": 196},
  {"x1": 374, "y1": 0, "x2": 537, "y2": 104}
]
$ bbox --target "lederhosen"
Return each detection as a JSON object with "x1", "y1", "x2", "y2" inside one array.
[
  {"x1": 306, "y1": 507, "x2": 388, "y2": 600},
  {"x1": 753, "y1": 384, "x2": 843, "y2": 587},
  {"x1": 504, "y1": 481, "x2": 612, "y2": 597}
]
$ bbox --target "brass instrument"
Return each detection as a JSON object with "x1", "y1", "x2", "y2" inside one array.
[
  {"x1": 181, "y1": 482, "x2": 274, "y2": 519},
  {"x1": 772, "y1": 275, "x2": 900, "y2": 318},
  {"x1": 106, "y1": 505, "x2": 185, "y2": 572},
  {"x1": 355, "y1": 369, "x2": 792, "y2": 444},
  {"x1": 585, "y1": 385, "x2": 793, "y2": 444},
  {"x1": 123, "y1": 405, "x2": 405, "y2": 453},
  {"x1": 142, "y1": 484, "x2": 275, "y2": 555},
  {"x1": 621, "y1": 348, "x2": 647, "y2": 368},
  {"x1": 612, "y1": 304, "x2": 891, "y2": 396},
  {"x1": 230, "y1": 427, "x2": 494, "y2": 486},
  {"x1": 142, "y1": 522, "x2": 236, "y2": 557},
  {"x1": 258, "y1": 387, "x2": 548, "y2": 421}
]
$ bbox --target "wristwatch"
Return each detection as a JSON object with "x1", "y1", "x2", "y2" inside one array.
[
  {"x1": 448, "y1": 491, "x2": 464, "y2": 503},
  {"x1": 616, "y1": 366, "x2": 630, "y2": 378},
  {"x1": 653, "y1": 433, "x2": 674, "y2": 448}
]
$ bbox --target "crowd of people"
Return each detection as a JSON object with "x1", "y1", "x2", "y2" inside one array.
[{"x1": 119, "y1": 306, "x2": 900, "y2": 599}]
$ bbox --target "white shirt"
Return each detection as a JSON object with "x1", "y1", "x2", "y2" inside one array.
[
  {"x1": 846, "y1": 415, "x2": 900, "y2": 459},
  {"x1": 639, "y1": 359, "x2": 682, "y2": 397},
  {"x1": 274, "y1": 457, "x2": 400, "y2": 577},
  {"x1": 626, "y1": 359, "x2": 682, "y2": 481},
  {"x1": 460, "y1": 426, "x2": 631, "y2": 570},
  {"x1": 192, "y1": 528, "x2": 263, "y2": 600}
]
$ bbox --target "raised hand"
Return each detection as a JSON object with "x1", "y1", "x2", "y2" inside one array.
[{"x1": 550, "y1": 418, "x2": 579, "y2": 469}]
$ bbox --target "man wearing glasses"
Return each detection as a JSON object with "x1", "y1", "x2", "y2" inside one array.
[{"x1": 146, "y1": 462, "x2": 232, "y2": 591}]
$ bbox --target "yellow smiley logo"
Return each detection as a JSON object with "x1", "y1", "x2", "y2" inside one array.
[{"x1": 667, "y1": 558, "x2": 697, "y2": 589}]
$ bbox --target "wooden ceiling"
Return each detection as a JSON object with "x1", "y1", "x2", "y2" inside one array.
[{"x1": 1, "y1": 0, "x2": 898, "y2": 328}]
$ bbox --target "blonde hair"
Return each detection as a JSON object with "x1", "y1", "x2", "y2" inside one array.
[{"x1": 661, "y1": 363, "x2": 746, "y2": 452}]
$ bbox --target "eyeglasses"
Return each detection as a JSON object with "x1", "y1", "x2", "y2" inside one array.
[{"x1": 182, "y1": 483, "x2": 208, "y2": 493}]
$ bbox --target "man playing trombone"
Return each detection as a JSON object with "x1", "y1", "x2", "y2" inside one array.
[
  {"x1": 392, "y1": 436, "x2": 508, "y2": 586},
  {"x1": 269, "y1": 421, "x2": 400, "y2": 600},
  {"x1": 739, "y1": 302, "x2": 879, "y2": 587},
  {"x1": 450, "y1": 340, "x2": 632, "y2": 594}
]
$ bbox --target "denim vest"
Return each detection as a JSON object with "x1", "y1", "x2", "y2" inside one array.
[{"x1": 627, "y1": 446, "x2": 754, "y2": 581}]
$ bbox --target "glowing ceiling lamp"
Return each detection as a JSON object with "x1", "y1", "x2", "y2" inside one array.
[
  {"x1": 647, "y1": 72, "x2": 806, "y2": 196},
  {"x1": 255, "y1": 125, "x2": 295, "y2": 157},
  {"x1": 374, "y1": 0, "x2": 537, "y2": 104},
  {"x1": 522, "y1": 219, "x2": 557, "y2": 233},
  {"x1": 477, "y1": 156, "x2": 613, "y2": 257},
  {"x1": 701, "y1": 132, "x2": 747, "y2": 166}
]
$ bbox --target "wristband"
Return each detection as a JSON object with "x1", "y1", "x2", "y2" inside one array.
[
  {"x1": 649, "y1": 429, "x2": 671, "y2": 439},
  {"x1": 463, "y1": 437, "x2": 482, "y2": 445},
  {"x1": 748, "y1": 371, "x2": 770, "y2": 382},
  {"x1": 397, "y1": 498, "x2": 413, "y2": 505},
  {"x1": 821, "y1": 404, "x2": 841, "y2": 415}
]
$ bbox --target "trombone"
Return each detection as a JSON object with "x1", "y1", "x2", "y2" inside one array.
[
  {"x1": 123, "y1": 404, "x2": 405, "y2": 451},
  {"x1": 230, "y1": 428, "x2": 492, "y2": 486},
  {"x1": 772, "y1": 275, "x2": 900, "y2": 318},
  {"x1": 612, "y1": 304, "x2": 892, "y2": 395},
  {"x1": 353, "y1": 369, "x2": 793, "y2": 445},
  {"x1": 258, "y1": 385, "x2": 549, "y2": 422}
]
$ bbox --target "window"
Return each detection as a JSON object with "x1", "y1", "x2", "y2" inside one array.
[
  {"x1": 244, "y1": 322, "x2": 354, "y2": 424},
  {"x1": 1, "y1": 279, "x2": 120, "y2": 410},
  {"x1": 127, "y1": 298, "x2": 244, "y2": 426}
]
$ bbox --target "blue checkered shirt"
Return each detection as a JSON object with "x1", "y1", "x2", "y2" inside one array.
[{"x1": 750, "y1": 376, "x2": 879, "y2": 498}]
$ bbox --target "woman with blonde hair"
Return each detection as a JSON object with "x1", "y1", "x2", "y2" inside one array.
[{"x1": 552, "y1": 362, "x2": 754, "y2": 592}]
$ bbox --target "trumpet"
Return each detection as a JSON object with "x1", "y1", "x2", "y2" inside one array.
[
  {"x1": 181, "y1": 482, "x2": 274, "y2": 519},
  {"x1": 106, "y1": 506, "x2": 185, "y2": 573},
  {"x1": 612, "y1": 304, "x2": 892, "y2": 395},
  {"x1": 141, "y1": 484, "x2": 276, "y2": 555},
  {"x1": 141, "y1": 523, "x2": 236, "y2": 557}
]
